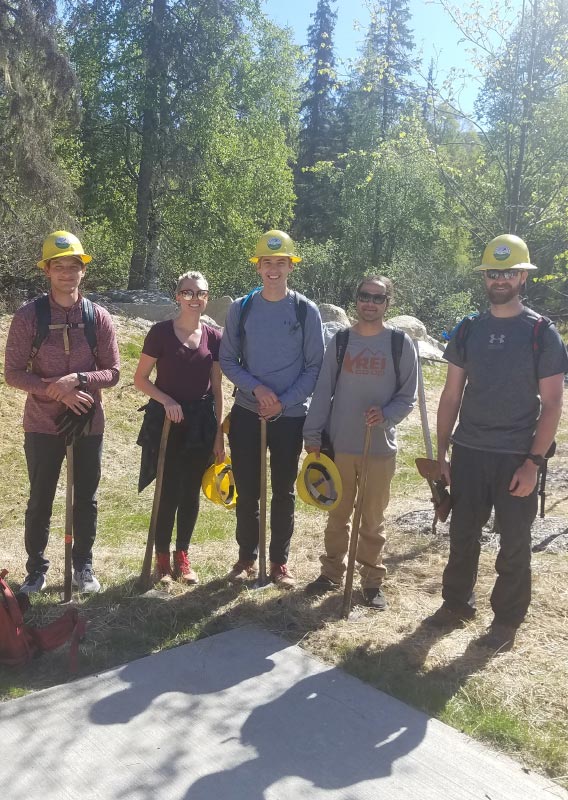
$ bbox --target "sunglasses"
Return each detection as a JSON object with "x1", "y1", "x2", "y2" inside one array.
[
  {"x1": 485, "y1": 269, "x2": 520, "y2": 280},
  {"x1": 356, "y1": 291, "x2": 388, "y2": 305},
  {"x1": 178, "y1": 289, "x2": 208, "y2": 300}
]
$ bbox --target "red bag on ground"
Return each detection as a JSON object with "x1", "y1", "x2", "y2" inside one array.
[{"x1": 0, "y1": 569, "x2": 86, "y2": 671}]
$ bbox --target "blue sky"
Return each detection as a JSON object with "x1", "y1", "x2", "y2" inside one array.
[{"x1": 261, "y1": 0, "x2": 498, "y2": 114}]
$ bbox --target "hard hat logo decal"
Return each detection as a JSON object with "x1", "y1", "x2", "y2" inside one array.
[
  {"x1": 267, "y1": 237, "x2": 282, "y2": 251},
  {"x1": 55, "y1": 236, "x2": 71, "y2": 249},
  {"x1": 493, "y1": 245, "x2": 511, "y2": 261}
]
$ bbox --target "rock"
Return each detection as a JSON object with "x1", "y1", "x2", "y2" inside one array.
[
  {"x1": 205, "y1": 296, "x2": 232, "y2": 327},
  {"x1": 201, "y1": 314, "x2": 221, "y2": 330},
  {"x1": 88, "y1": 290, "x2": 177, "y2": 322},
  {"x1": 318, "y1": 303, "x2": 350, "y2": 326},
  {"x1": 322, "y1": 320, "x2": 347, "y2": 346},
  {"x1": 389, "y1": 315, "x2": 428, "y2": 339}
]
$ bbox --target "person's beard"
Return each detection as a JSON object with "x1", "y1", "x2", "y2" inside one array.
[{"x1": 487, "y1": 284, "x2": 517, "y2": 305}]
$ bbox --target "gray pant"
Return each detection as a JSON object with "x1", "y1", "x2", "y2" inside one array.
[{"x1": 442, "y1": 444, "x2": 537, "y2": 626}]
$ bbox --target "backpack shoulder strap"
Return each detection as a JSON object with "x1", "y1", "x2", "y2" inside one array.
[
  {"x1": 391, "y1": 328, "x2": 405, "y2": 393},
  {"x1": 237, "y1": 287, "x2": 262, "y2": 366},
  {"x1": 454, "y1": 312, "x2": 480, "y2": 362},
  {"x1": 81, "y1": 298, "x2": 98, "y2": 358},
  {"x1": 293, "y1": 291, "x2": 308, "y2": 338},
  {"x1": 334, "y1": 328, "x2": 350, "y2": 385},
  {"x1": 29, "y1": 294, "x2": 51, "y2": 364}
]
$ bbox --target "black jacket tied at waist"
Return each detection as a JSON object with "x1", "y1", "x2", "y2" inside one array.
[{"x1": 136, "y1": 395, "x2": 217, "y2": 492}]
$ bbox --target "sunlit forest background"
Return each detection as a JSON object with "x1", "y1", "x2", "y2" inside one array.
[{"x1": 2, "y1": 0, "x2": 568, "y2": 332}]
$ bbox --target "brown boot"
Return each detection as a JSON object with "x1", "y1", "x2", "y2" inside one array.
[
  {"x1": 173, "y1": 550, "x2": 199, "y2": 584},
  {"x1": 227, "y1": 560, "x2": 258, "y2": 584},
  {"x1": 155, "y1": 552, "x2": 173, "y2": 584},
  {"x1": 270, "y1": 563, "x2": 296, "y2": 589}
]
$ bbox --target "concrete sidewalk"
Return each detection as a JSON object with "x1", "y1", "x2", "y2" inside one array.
[{"x1": 0, "y1": 626, "x2": 565, "y2": 799}]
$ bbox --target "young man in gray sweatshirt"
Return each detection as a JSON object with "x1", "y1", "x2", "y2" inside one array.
[
  {"x1": 303, "y1": 276, "x2": 417, "y2": 609},
  {"x1": 219, "y1": 230, "x2": 324, "y2": 588}
]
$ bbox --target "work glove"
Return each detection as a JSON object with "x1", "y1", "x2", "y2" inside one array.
[{"x1": 56, "y1": 394, "x2": 96, "y2": 445}]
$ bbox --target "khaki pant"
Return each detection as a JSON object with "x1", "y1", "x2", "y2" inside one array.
[{"x1": 320, "y1": 452, "x2": 396, "y2": 589}]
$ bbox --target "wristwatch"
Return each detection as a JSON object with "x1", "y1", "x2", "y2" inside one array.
[
  {"x1": 525, "y1": 453, "x2": 545, "y2": 467},
  {"x1": 77, "y1": 372, "x2": 88, "y2": 389}
]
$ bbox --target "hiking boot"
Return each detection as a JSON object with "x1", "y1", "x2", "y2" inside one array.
[
  {"x1": 363, "y1": 586, "x2": 388, "y2": 611},
  {"x1": 424, "y1": 604, "x2": 475, "y2": 630},
  {"x1": 476, "y1": 623, "x2": 517, "y2": 653},
  {"x1": 155, "y1": 552, "x2": 173, "y2": 584},
  {"x1": 72, "y1": 566, "x2": 101, "y2": 594},
  {"x1": 227, "y1": 560, "x2": 258, "y2": 584},
  {"x1": 270, "y1": 563, "x2": 296, "y2": 589},
  {"x1": 305, "y1": 574, "x2": 340, "y2": 596},
  {"x1": 173, "y1": 550, "x2": 199, "y2": 585},
  {"x1": 19, "y1": 572, "x2": 47, "y2": 595}
]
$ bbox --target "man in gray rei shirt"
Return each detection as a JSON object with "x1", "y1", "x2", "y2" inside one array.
[
  {"x1": 431, "y1": 234, "x2": 568, "y2": 651},
  {"x1": 303, "y1": 275, "x2": 418, "y2": 610},
  {"x1": 220, "y1": 230, "x2": 324, "y2": 588}
]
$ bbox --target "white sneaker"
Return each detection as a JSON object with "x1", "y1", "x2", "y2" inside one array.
[
  {"x1": 72, "y1": 566, "x2": 101, "y2": 593},
  {"x1": 19, "y1": 572, "x2": 47, "y2": 595}
]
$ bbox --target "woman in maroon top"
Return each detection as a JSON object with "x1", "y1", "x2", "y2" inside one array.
[{"x1": 134, "y1": 271, "x2": 224, "y2": 583}]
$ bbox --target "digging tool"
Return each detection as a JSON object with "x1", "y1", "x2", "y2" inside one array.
[
  {"x1": 539, "y1": 441, "x2": 556, "y2": 518},
  {"x1": 63, "y1": 444, "x2": 74, "y2": 603},
  {"x1": 139, "y1": 416, "x2": 172, "y2": 591},
  {"x1": 341, "y1": 424, "x2": 372, "y2": 620},
  {"x1": 252, "y1": 417, "x2": 270, "y2": 589},
  {"x1": 413, "y1": 339, "x2": 450, "y2": 533}
]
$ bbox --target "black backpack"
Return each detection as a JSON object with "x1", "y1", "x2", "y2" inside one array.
[
  {"x1": 452, "y1": 311, "x2": 553, "y2": 376},
  {"x1": 28, "y1": 294, "x2": 98, "y2": 365}
]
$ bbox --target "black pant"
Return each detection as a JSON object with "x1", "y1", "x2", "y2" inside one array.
[
  {"x1": 228, "y1": 404, "x2": 304, "y2": 564},
  {"x1": 154, "y1": 425, "x2": 211, "y2": 554},
  {"x1": 24, "y1": 433, "x2": 103, "y2": 575},
  {"x1": 443, "y1": 444, "x2": 537, "y2": 626}
]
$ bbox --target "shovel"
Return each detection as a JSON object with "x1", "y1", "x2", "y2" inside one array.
[
  {"x1": 341, "y1": 424, "x2": 372, "y2": 619},
  {"x1": 139, "y1": 416, "x2": 172, "y2": 591},
  {"x1": 252, "y1": 417, "x2": 271, "y2": 589},
  {"x1": 63, "y1": 444, "x2": 74, "y2": 603},
  {"x1": 413, "y1": 339, "x2": 450, "y2": 533}
]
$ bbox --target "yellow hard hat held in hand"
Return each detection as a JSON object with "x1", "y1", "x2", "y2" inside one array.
[
  {"x1": 296, "y1": 452, "x2": 342, "y2": 512},
  {"x1": 202, "y1": 459, "x2": 237, "y2": 510}
]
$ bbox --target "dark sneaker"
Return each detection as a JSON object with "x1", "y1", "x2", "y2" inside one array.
[
  {"x1": 363, "y1": 587, "x2": 387, "y2": 611},
  {"x1": 227, "y1": 560, "x2": 258, "y2": 584},
  {"x1": 19, "y1": 572, "x2": 47, "y2": 595},
  {"x1": 305, "y1": 574, "x2": 340, "y2": 596},
  {"x1": 270, "y1": 563, "x2": 296, "y2": 589},
  {"x1": 72, "y1": 566, "x2": 101, "y2": 594},
  {"x1": 424, "y1": 604, "x2": 475, "y2": 630},
  {"x1": 476, "y1": 624, "x2": 517, "y2": 653},
  {"x1": 173, "y1": 550, "x2": 199, "y2": 584}
]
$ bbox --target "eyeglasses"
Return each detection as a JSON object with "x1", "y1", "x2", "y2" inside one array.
[
  {"x1": 356, "y1": 291, "x2": 388, "y2": 305},
  {"x1": 178, "y1": 289, "x2": 208, "y2": 300},
  {"x1": 485, "y1": 269, "x2": 520, "y2": 280}
]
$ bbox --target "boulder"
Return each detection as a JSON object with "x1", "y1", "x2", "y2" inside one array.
[
  {"x1": 205, "y1": 296, "x2": 232, "y2": 327},
  {"x1": 322, "y1": 320, "x2": 347, "y2": 346},
  {"x1": 389, "y1": 315, "x2": 444, "y2": 360},
  {"x1": 318, "y1": 303, "x2": 350, "y2": 326},
  {"x1": 87, "y1": 290, "x2": 177, "y2": 322}
]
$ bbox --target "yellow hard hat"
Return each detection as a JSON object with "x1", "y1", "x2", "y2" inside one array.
[
  {"x1": 296, "y1": 452, "x2": 342, "y2": 512},
  {"x1": 249, "y1": 230, "x2": 302, "y2": 264},
  {"x1": 474, "y1": 234, "x2": 536, "y2": 271},
  {"x1": 201, "y1": 459, "x2": 237, "y2": 509},
  {"x1": 38, "y1": 231, "x2": 92, "y2": 270}
]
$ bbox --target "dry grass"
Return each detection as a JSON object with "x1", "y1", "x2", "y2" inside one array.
[{"x1": 0, "y1": 314, "x2": 567, "y2": 788}]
